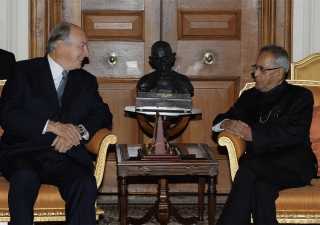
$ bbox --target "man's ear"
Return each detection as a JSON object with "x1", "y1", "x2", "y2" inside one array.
[
  {"x1": 57, "y1": 40, "x2": 66, "y2": 53},
  {"x1": 278, "y1": 68, "x2": 285, "y2": 80}
]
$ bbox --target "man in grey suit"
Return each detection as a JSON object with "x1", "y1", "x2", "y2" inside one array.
[
  {"x1": 0, "y1": 22, "x2": 112, "y2": 224},
  {"x1": 0, "y1": 48, "x2": 16, "y2": 80}
]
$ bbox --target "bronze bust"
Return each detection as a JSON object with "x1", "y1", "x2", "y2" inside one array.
[{"x1": 136, "y1": 41, "x2": 194, "y2": 94}]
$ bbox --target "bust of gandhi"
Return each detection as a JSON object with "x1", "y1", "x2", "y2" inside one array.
[{"x1": 136, "y1": 41, "x2": 194, "y2": 94}]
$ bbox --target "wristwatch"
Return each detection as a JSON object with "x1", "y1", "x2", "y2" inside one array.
[{"x1": 76, "y1": 124, "x2": 86, "y2": 136}]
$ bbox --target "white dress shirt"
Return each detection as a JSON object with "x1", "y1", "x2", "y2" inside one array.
[
  {"x1": 212, "y1": 119, "x2": 228, "y2": 132},
  {"x1": 43, "y1": 55, "x2": 89, "y2": 140}
]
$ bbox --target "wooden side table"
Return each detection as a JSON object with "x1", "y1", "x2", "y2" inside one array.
[{"x1": 116, "y1": 143, "x2": 218, "y2": 225}]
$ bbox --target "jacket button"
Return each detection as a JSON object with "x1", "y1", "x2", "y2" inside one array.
[{"x1": 58, "y1": 114, "x2": 62, "y2": 118}]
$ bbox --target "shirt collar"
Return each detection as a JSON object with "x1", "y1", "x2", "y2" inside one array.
[
  {"x1": 47, "y1": 54, "x2": 66, "y2": 79},
  {"x1": 262, "y1": 79, "x2": 287, "y2": 96}
]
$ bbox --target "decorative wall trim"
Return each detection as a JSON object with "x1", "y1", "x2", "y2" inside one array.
[
  {"x1": 29, "y1": 0, "x2": 62, "y2": 58},
  {"x1": 178, "y1": 10, "x2": 241, "y2": 40},
  {"x1": 82, "y1": 11, "x2": 145, "y2": 41},
  {"x1": 260, "y1": 0, "x2": 292, "y2": 59}
]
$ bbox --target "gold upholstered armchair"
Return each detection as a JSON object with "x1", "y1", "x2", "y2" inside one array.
[
  {"x1": 0, "y1": 128, "x2": 117, "y2": 223},
  {"x1": 218, "y1": 53, "x2": 320, "y2": 223}
]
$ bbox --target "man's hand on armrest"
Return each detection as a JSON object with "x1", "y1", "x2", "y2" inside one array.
[
  {"x1": 221, "y1": 120, "x2": 252, "y2": 141},
  {"x1": 46, "y1": 120, "x2": 82, "y2": 146}
]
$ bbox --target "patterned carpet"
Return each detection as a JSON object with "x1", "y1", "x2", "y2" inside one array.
[
  {"x1": 36, "y1": 204, "x2": 223, "y2": 225},
  {"x1": 99, "y1": 204, "x2": 222, "y2": 225}
]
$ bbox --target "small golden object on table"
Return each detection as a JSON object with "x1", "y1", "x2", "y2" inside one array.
[{"x1": 138, "y1": 112, "x2": 181, "y2": 160}]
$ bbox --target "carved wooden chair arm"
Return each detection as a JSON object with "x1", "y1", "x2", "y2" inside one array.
[
  {"x1": 84, "y1": 128, "x2": 117, "y2": 188},
  {"x1": 218, "y1": 130, "x2": 246, "y2": 182}
]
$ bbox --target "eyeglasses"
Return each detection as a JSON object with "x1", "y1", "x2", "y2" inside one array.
[{"x1": 251, "y1": 64, "x2": 281, "y2": 74}]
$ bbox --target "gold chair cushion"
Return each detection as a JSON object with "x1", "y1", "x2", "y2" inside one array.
[
  {"x1": 0, "y1": 176, "x2": 104, "y2": 221},
  {"x1": 0, "y1": 176, "x2": 65, "y2": 209},
  {"x1": 277, "y1": 178, "x2": 320, "y2": 211},
  {"x1": 0, "y1": 176, "x2": 65, "y2": 219}
]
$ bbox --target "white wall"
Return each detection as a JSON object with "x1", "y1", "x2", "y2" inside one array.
[
  {"x1": 292, "y1": 0, "x2": 320, "y2": 62},
  {"x1": 0, "y1": 0, "x2": 318, "y2": 63},
  {"x1": 0, "y1": 0, "x2": 29, "y2": 61}
]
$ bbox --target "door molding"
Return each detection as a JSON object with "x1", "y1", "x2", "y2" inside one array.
[
  {"x1": 259, "y1": 0, "x2": 292, "y2": 59},
  {"x1": 29, "y1": 0, "x2": 62, "y2": 58}
]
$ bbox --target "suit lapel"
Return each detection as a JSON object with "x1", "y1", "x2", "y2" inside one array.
[
  {"x1": 61, "y1": 70, "x2": 82, "y2": 111},
  {"x1": 37, "y1": 57, "x2": 85, "y2": 112},
  {"x1": 37, "y1": 56, "x2": 61, "y2": 111}
]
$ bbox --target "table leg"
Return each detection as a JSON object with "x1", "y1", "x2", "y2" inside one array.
[
  {"x1": 119, "y1": 176, "x2": 128, "y2": 225},
  {"x1": 198, "y1": 177, "x2": 205, "y2": 222},
  {"x1": 207, "y1": 175, "x2": 216, "y2": 225},
  {"x1": 129, "y1": 177, "x2": 197, "y2": 225},
  {"x1": 128, "y1": 177, "x2": 170, "y2": 225},
  {"x1": 129, "y1": 178, "x2": 171, "y2": 225},
  {"x1": 155, "y1": 177, "x2": 171, "y2": 225}
]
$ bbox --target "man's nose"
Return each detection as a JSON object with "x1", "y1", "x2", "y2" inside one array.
[
  {"x1": 254, "y1": 69, "x2": 261, "y2": 77},
  {"x1": 84, "y1": 46, "x2": 90, "y2": 57}
]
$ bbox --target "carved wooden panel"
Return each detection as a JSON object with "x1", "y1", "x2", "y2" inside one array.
[
  {"x1": 178, "y1": 10, "x2": 241, "y2": 40},
  {"x1": 81, "y1": 0, "x2": 144, "y2": 11},
  {"x1": 97, "y1": 79, "x2": 142, "y2": 145},
  {"x1": 176, "y1": 40, "x2": 241, "y2": 77},
  {"x1": 82, "y1": 10, "x2": 145, "y2": 41},
  {"x1": 83, "y1": 42, "x2": 145, "y2": 78},
  {"x1": 180, "y1": 79, "x2": 239, "y2": 148}
]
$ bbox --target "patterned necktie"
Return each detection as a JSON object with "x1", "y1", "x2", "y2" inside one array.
[{"x1": 57, "y1": 70, "x2": 68, "y2": 107}]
